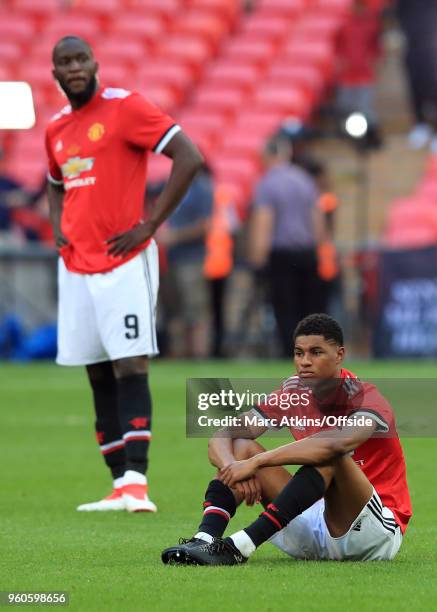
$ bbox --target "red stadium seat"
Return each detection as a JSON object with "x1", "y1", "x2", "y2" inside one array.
[
  {"x1": 253, "y1": 85, "x2": 311, "y2": 119},
  {"x1": 0, "y1": 13, "x2": 35, "y2": 43},
  {"x1": 283, "y1": 40, "x2": 335, "y2": 77},
  {"x1": 211, "y1": 155, "x2": 260, "y2": 189},
  {"x1": 384, "y1": 198, "x2": 437, "y2": 249},
  {"x1": 241, "y1": 14, "x2": 295, "y2": 43},
  {"x1": 297, "y1": 14, "x2": 344, "y2": 41},
  {"x1": 185, "y1": 0, "x2": 240, "y2": 26},
  {"x1": 178, "y1": 110, "x2": 229, "y2": 139},
  {"x1": 0, "y1": 65, "x2": 13, "y2": 81},
  {"x1": 266, "y1": 63, "x2": 325, "y2": 101},
  {"x1": 109, "y1": 13, "x2": 164, "y2": 45},
  {"x1": 127, "y1": 0, "x2": 181, "y2": 23},
  {"x1": 70, "y1": 0, "x2": 122, "y2": 20},
  {"x1": 233, "y1": 110, "x2": 284, "y2": 137},
  {"x1": 204, "y1": 62, "x2": 260, "y2": 91},
  {"x1": 95, "y1": 40, "x2": 146, "y2": 68},
  {"x1": 0, "y1": 41, "x2": 23, "y2": 66},
  {"x1": 190, "y1": 87, "x2": 247, "y2": 117},
  {"x1": 256, "y1": 0, "x2": 305, "y2": 17},
  {"x1": 221, "y1": 38, "x2": 276, "y2": 67},
  {"x1": 218, "y1": 129, "x2": 266, "y2": 159},
  {"x1": 44, "y1": 15, "x2": 101, "y2": 41},
  {"x1": 99, "y1": 64, "x2": 133, "y2": 87},
  {"x1": 172, "y1": 12, "x2": 229, "y2": 50},
  {"x1": 11, "y1": 0, "x2": 59, "y2": 29},
  {"x1": 11, "y1": 130, "x2": 45, "y2": 158},
  {"x1": 138, "y1": 62, "x2": 194, "y2": 97},
  {"x1": 137, "y1": 84, "x2": 181, "y2": 111},
  {"x1": 5, "y1": 157, "x2": 47, "y2": 190},
  {"x1": 20, "y1": 59, "x2": 65, "y2": 107},
  {"x1": 313, "y1": 0, "x2": 353, "y2": 15},
  {"x1": 155, "y1": 36, "x2": 212, "y2": 76}
]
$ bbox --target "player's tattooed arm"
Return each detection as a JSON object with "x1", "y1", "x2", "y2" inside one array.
[{"x1": 47, "y1": 182, "x2": 69, "y2": 249}]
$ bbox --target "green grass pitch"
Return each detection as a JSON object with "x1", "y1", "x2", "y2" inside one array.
[{"x1": 1, "y1": 360, "x2": 437, "y2": 611}]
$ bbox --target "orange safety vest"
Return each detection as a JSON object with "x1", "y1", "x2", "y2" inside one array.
[
  {"x1": 204, "y1": 184, "x2": 234, "y2": 280},
  {"x1": 317, "y1": 192, "x2": 340, "y2": 281}
]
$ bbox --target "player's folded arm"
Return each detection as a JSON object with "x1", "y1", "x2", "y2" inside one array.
[
  {"x1": 207, "y1": 409, "x2": 268, "y2": 469},
  {"x1": 253, "y1": 420, "x2": 378, "y2": 469}
]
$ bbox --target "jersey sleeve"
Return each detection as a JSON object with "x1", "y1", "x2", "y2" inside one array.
[
  {"x1": 348, "y1": 384, "x2": 393, "y2": 433},
  {"x1": 44, "y1": 129, "x2": 63, "y2": 185},
  {"x1": 120, "y1": 92, "x2": 181, "y2": 153}
]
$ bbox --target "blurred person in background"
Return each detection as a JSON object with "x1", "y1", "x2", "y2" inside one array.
[
  {"x1": 247, "y1": 135, "x2": 328, "y2": 358},
  {"x1": 204, "y1": 183, "x2": 237, "y2": 358},
  {"x1": 279, "y1": 121, "x2": 342, "y2": 321},
  {"x1": 397, "y1": 0, "x2": 437, "y2": 150},
  {"x1": 336, "y1": 0, "x2": 384, "y2": 149},
  {"x1": 158, "y1": 164, "x2": 213, "y2": 358}
]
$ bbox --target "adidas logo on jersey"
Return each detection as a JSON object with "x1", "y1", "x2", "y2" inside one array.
[{"x1": 352, "y1": 519, "x2": 362, "y2": 532}]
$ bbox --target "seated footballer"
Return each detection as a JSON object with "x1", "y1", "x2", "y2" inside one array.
[{"x1": 162, "y1": 313, "x2": 412, "y2": 565}]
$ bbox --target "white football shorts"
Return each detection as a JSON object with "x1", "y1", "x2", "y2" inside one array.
[
  {"x1": 57, "y1": 241, "x2": 159, "y2": 365},
  {"x1": 269, "y1": 488, "x2": 403, "y2": 561}
]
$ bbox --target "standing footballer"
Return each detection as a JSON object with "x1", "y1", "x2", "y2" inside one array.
[{"x1": 45, "y1": 36, "x2": 203, "y2": 513}]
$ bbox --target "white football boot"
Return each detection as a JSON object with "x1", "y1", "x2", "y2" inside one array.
[
  {"x1": 122, "y1": 470, "x2": 157, "y2": 513},
  {"x1": 77, "y1": 487, "x2": 125, "y2": 512}
]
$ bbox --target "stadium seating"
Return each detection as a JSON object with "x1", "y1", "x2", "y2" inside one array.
[
  {"x1": 12, "y1": 0, "x2": 60, "y2": 17},
  {"x1": 0, "y1": 13, "x2": 35, "y2": 43},
  {"x1": 190, "y1": 87, "x2": 248, "y2": 118},
  {"x1": 3, "y1": 0, "x2": 353, "y2": 200},
  {"x1": 107, "y1": 13, "x2": 165, "y2": 47},
  {"x1": 43, "y1": 15, "x2": 101, "y2": 45},
  {"x1": 204, "y1": 62, "x2": 260, "y2": 92},
  {"x1": 128, "y1": 0, "x2": 181, "y2": 22},
  {"x1": 95, "y1": 40, "x2": 147, "y2": 68},
  {"x1": 0, "y1": 41, "x2": 23, "y2": 66},
  {"x1": 171, "y1": 12, "x2": 229, "y2": 50},
  {"x1": 137, "y1": 62, "x2": 194, "y2": 98}
]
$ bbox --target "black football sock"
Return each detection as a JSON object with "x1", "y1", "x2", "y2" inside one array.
[
  {"x1": 116, "y1": 373, "x2": 152, "y2": 475},
  {"x1": 244, "y1": 466, "x2": 326, "y2": 548},
  {"x1": 90, "y1": 366, "x2": 126, "y2": 480},
  {"x1": 197, "y1": 479, "x2": 237, "y2": 538}
]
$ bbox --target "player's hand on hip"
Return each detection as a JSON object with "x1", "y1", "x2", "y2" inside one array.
[
  {"x1": 106, "y1": 222, "x2": 154, "y2": 257},
  {"x1": 219, "y1": 458, "x2": 258, "y2": 488},
  {"x1": 54, "y1": 229, "x2": 69, "y2": 249}
]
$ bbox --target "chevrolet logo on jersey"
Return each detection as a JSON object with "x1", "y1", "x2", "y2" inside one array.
[{"x1": 61, "y1": 156, "x2": 95, "y2": 179}]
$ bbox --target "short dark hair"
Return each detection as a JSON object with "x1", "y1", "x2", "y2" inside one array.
[
  {"x1": 293, "y1": 313, "x2": 344, "y2": 346},
  {"x1": 52, "y1": 36, "x2": 93, "y2": 62}
]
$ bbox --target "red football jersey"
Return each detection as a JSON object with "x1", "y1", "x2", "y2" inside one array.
[
  {"x1": 255, "y1": 368, "x2": 412, "y2": 533},
  {"x1": 45, "y1": 87, "x2": 180, "y2": 274}
]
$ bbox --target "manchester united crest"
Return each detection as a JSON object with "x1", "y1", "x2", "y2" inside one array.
[{"x1": 88, "y1": 122, "x2": 105, "y2": 142}]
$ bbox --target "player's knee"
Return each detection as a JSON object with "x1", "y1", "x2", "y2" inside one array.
[
  {"x1": 112, "y1": 356, "x2": 148, "y2": 378},
  {"x1": 233, "y1": 438, "x2": 266, "y2": 460},
  {"x1": 86, "y1": 361, "x2": 115, "y2": 387}
]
